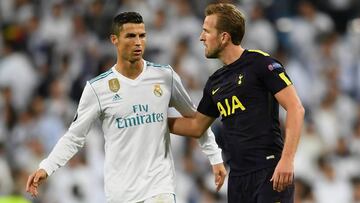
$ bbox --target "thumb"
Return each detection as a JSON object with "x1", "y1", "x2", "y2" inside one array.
[
  {"x1": 271, "y1": 166, "x2": 279, "y2": 182},
  {"x1": 215, "y1": 173, "x2": 221, "y2": 183},
  {"x1": 270, "y1": 172, "x2": 275, "y2": 182},
  {"x1": 34, "y1": 173, "x2": 40, "y2": 183}
]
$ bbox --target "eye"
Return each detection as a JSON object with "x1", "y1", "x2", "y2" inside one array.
[
  {"x1": 126, "y1": 33, "x2": 136, "y2": 38},
  {"x1": 139, "y1": 33, "x2": 146, "y2": 38}
]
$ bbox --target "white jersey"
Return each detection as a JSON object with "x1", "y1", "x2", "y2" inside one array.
[{"x1": 39, "y1": 60, "x2": 222, "y2": 203}]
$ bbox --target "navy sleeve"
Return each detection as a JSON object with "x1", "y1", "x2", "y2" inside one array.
[
  {"x1": 257, "y1": 56, "x2": 292, "y2": 95},
  {"x1": 197, "y1": 80, "x2": 219, "y2": 118}
]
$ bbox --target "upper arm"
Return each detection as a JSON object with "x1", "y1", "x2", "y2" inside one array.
[
  {"x1": 68, "y1": 82, "x2": 101, "y2": 136},
  {"x1": 169, "y1": 67, "x2": 197, "y2": 116},
  {"x1": 275, "y1": 85, "x2": 304, "y2": 112}
]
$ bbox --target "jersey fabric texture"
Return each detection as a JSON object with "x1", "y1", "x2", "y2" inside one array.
[
  {"x1": 197, "y1": 50, "x2": 293, "y2": 176},
  {"x1": 228, "y1": 167, "x2": 294, "y2": 202},
  {"x1": 39, "y1": 60, "x2": 222, "y2": 203}
]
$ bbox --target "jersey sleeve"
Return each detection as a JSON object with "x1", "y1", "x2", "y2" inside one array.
[
  {"x1": 197, "y1": 80, "x2": 219, "y2": 118},
  {"x1": 257, "y1": 56, "x2": 293, "y2": 95},
  {"x1": 169, "y1": 68, "x2": 223, "y2": 165},
  {"x1": 39, "y1": 82, "x2": 101, "y2": 176}
]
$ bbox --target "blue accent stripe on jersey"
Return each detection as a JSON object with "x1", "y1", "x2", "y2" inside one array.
[
  {"x1": 90, "y1": 70, "x2": 114, "y2": 84},
  {"x1": 147, "y1": 61, "x2": 170, "y2": 69},
  {"x1": 88, "y1": 83, "x2": 102, "y2": 112}
]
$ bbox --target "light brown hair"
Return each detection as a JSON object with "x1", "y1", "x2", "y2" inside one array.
[{"x1": 205, "y1": 3, "x2": 245, "y2": 45}]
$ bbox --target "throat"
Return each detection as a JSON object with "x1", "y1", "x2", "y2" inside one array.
[{"x1": 115, "y1": 60, "x2": 144, "y2": 79}]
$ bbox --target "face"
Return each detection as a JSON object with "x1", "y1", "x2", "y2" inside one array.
[
  {"x1": 199, "y1": 14, "x2": 222, "y2": 58},
  {"x1": 111, "y1": 23, "x2": 146, "y2": 63}
]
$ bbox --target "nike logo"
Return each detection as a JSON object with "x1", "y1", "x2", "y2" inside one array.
[{"x1": 212, "y1": 87, "x2": 220, "y2": 95}]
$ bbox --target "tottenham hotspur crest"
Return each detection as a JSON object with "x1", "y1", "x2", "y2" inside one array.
[
  {"x1": 238, "y1": 73, "x2": 244, "y2": 85},
  {"x1": 153, "y1": 84, "x2": 163, "y2": 97}
]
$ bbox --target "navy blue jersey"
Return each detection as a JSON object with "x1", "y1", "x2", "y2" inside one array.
[{"x1": 198, "y1": 49, "x2": 293, "y2": 176}]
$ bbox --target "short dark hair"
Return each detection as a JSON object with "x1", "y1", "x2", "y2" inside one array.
[
  {"x1": 205, "y1": 3, "x2": 245, "y2": 45},
  {"x1": 111, "y1": 12, "x2": 144, "y2": 35}
]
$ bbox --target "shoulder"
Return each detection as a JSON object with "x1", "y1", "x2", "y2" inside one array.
[
  {"x1": 246, "y1": 49, "x2": 271, "y2": 60},
  {"x1": 246, "y1": 49, "x2": 283, "y2": 71},
  {"x1": 145, "y1": 61, "x2": 172, "y2": 71},
  {"x1": 145, "y1": 60, "x2": 175, "y2": 80},
  {"x1": 87, "y1": 68, "x2": 118, "y2": 94},
  {"x1": 89, "y1": 69, "x2": 115, "y2": 85}
]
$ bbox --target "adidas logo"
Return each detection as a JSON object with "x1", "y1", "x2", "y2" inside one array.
[{"x1": 113, "y1": 94, "x2": 122, "y2": 102}]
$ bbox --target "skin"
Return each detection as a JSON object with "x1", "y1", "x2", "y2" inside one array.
[
  {"x1": 169, "y1": 14, "x2": 305, "y2": 192},
  {"x1": 26, "y1": 22, "x2": 227, "y2": 197},
  {"x1": 110, "y1": 23, "x2": 146, "y2": 78}
]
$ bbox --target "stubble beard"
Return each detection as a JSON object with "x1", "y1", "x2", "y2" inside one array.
[
  {"x1": 205, "y1": 46, "x2": 221, "y2": 59},
  {"x1": 204, "y1": 40, "x2": 224, "y2": 59}
]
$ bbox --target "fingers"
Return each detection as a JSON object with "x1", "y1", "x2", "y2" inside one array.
[
  {"x1": 271, "y1": 171, "x2": 293, "y2": 192},
  {"x1": 26, "y1": 170, "x2": 47, "y2": 197},
  {"x1": 277, "y1": 174, "x2": 285, "y2": 192},
  {"x1": 215, "y1": 165, "x2": 227, "y2": 192},
  {"x1": 212, "y1": 163, "x2": 227, "y2": 192},
  {"x1": 215, "y1": 170, "x2": 226, "y2": 191},
  {"x1": 26, "y1": 173, "x2": 39, "y2": 197},
  {"x1": 26, "y1": 173, "x2": 35, "y2": 192}
]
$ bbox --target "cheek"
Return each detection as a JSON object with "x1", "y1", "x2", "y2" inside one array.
[
  {"x1": 208, "y1": 37, "x2": 218, "y2": 47},
  {"x1": 142, "y1": 40, "x2": 146, "y2": 48}
]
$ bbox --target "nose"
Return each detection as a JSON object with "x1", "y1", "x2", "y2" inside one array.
[
  {"x1": 199, "y1": 31, "x2": 205, "y2": 41},
  {"x1": 135, "y1": 37, "x2": 141, "y2": 46}
]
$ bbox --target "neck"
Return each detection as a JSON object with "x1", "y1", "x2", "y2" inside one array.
[
  {"x1": 219, "y1": 44, "x2": 245, "y2": 65},
  {"x1": 115, "y1": 59, "x2": 144, "y2": 79}
]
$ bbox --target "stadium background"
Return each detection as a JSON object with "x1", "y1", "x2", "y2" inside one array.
[{"x1": 0, "y1": 0, "x2": 360, "y2": 202}]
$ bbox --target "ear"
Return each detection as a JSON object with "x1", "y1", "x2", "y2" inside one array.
[
  {"x1": 110, "y1": 34, "x2": 118, "y2": 45},
  {"x1": 221, "y1": 32, "x2": 231, "y2": 44}
]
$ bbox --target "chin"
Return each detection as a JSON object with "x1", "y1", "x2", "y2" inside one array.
[
  {"x1": 205, "y1": 48, "x2": 221, "y2": 58},
  {"x1": 205, "y1": 53, "x2": 217, "y2": 59},
  {"x1": 129, "y1": 57, "x2": 142, "y2": 63}
]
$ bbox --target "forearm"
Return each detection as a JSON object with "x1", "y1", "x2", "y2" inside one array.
[
  {"x1": 197, "y1": 128, "x2": 223, "y2": 165},
  {"x1": 39, "y1": 131, "x2": 86, "y2": 176},
  {"x1": 281, "y1": 105, "x2": 305, "y2": 161},
  {"x1": 168, "y1": 117, "x2": 204, "y2": 138}
]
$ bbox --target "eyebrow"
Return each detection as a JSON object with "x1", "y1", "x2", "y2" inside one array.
[
  {"x1": 125, "y1": 32, "x2": 146, "y2": 37},
  {"x1": 125, "y1": 33, "x2": 136, "y2": 37}
]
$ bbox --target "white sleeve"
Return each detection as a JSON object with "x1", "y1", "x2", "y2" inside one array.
[
  {"x1": 39, "y1": 82, "x2": 101, "y2": 176},
  {"x1": 169, "y1": 68, "x2": 223, "y2": 165}
]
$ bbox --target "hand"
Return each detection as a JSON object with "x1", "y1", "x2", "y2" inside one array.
[
  {"x1": 270, "y1": 158, "x2": 294, "y2": 192},
  {"x1": 26, "y1": 169, "x2": 48, "y2": 197},
  {"x1": 212, "y1": 163, "x2": 227, "y2": 192}
]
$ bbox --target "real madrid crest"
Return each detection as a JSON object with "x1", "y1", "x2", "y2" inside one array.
[
  {"x1": 108, "y1": 78, "x2": 120, "y2": 92},
  {"x1": 153, "y1": 84, "x2": 163, "y2": 97}
]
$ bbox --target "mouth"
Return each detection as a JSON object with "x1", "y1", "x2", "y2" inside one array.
[{"x1": 133, "y1": 49, "x2": 142, "y2": 55}]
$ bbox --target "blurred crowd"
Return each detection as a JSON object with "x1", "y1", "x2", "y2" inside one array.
[{"x1": 0, "y1": 0, "x2": 360, "y2": 202}]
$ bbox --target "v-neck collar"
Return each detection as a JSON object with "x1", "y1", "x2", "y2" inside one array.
[
  {"x1": 112, "y1": 59, "x2": 147, "y2": 85},
  {"x1": 224, "y1": 49, "x2": 248, "y2": 69}
]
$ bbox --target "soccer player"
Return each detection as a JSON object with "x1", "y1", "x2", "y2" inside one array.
[
  {"x1": 168, "y1": 3, "x2": 305, "y2": 203},
  {"x1": 26, "y1": 12, "x2": 227, "y2": 203}
]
